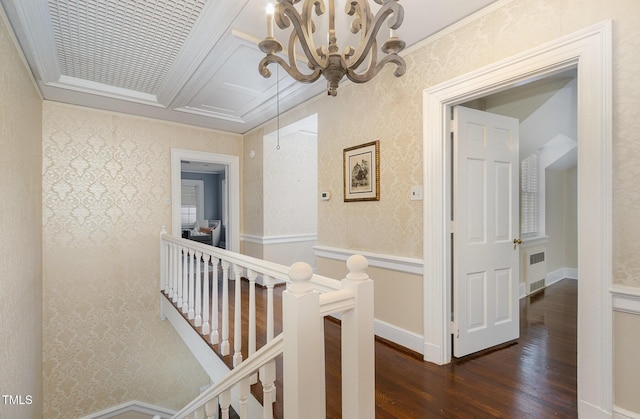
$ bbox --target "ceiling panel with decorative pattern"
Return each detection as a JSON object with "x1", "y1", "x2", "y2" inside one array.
[{"x1": 1, "y1": 0, "x2": 497, "y2": 134}]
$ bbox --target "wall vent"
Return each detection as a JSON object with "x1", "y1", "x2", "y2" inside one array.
[{"x1": 524, "y1": 247, "x2": 546, "y2": 295}]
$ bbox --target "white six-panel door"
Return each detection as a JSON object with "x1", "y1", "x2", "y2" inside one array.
[{"x1": 453, "y1": 106, "x2": 520, "y2": 358}]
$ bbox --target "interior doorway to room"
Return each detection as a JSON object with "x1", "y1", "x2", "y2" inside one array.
[
  {"x1": 451, "y1": 70, "x2": 578, "y2": 358},
  {"x1": 170, "y1": 149, "x2": 240, "y2": 253},
  {"x1": 180, "y1": 161, "x2": 229, "y2": 249},
  {"x1": 423, "y1": 23, "x2": 612, "y2": 414}
]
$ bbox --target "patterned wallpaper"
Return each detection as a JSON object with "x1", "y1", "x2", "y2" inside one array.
[
  {"x1": 42, "y1": 102, "x2": 242, "y2": 417},
  {"x1": 0, "y1": 12, "x2": 43, "y2": 419},
  {"x1": 253, "y1": 0, "x2": 640, "y2": 286}
]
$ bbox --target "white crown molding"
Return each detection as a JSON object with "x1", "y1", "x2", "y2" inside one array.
[
  {"x1": 611, "y1": 285, "x2": 640, "y2": 315},
  {"x1": 1, "y1": 0, "x2": 60, "y2": 82},
  {"x1": 313, "y1": 245, "x2": 424, "y2": 275},
  {"x1": 48, "y1": 75, "x2": 162, "y2": 107}
]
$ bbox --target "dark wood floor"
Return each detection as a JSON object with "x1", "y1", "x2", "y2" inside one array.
[
  {"x1": 166, "y1": 275, "x2": 577, "y2": 418},
  {"x1": 353, "y1": 278, "x2": 577, "y2": 418}
]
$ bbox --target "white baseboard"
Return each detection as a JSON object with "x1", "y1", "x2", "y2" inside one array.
[
  {"x1": 374, "y1": 319, "x2": 424, "y2": 354},
  {"x1": 546, "y1": 267, "x2": 578, "y2": 286},
  {"x1": 519, "y1": 282, "x2": 527, "y2": 299},
  {"x1": 614, "y1": 405, "x2": 640, "y2": 419},
  {"x1": 79, "y1": 400, "x2": 176, "y2": 419}
]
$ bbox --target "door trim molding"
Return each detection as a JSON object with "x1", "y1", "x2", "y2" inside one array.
[
  {"x1": 422, "y1": 21, "x2": 612, "y2": 416},
  {"x1": 171, "y1": 148, "x2": 240, "y2": 252}
]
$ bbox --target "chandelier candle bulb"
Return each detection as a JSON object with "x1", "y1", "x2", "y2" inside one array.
[{"x1": 266, "y1": 3, "x2": 275, "y2": 38}]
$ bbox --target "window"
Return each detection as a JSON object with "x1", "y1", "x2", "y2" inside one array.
[
  {"x1": 520, "y1": 153, "x2": 539, "y2": 236},
  {"x1": 181, "y1": 179, "x2": 204, "y2": 228}
]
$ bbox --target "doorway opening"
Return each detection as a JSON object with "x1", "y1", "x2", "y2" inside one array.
[
  {"x1": 422, "y1": 22, "x2": 612, "y2": 415},
  {"x1": 452, "y1": 69, "x2": 578, "y2": 357},
  {"x1": 171, "y1": 149, "x2": 240, "y2": 252}
]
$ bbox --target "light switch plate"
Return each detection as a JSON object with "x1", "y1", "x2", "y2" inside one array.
[{"x1": 411, "y1": 186, "x2": 423, "y2": 201}]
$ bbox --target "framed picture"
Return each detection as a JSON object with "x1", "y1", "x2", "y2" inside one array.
[{"x1": 343, "y1": 140, "x2": 380, "y2": 202}]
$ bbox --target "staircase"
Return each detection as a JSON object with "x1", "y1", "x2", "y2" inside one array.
[{"x1": 158, "y1": 228, "x2": 374, "y2": 418}]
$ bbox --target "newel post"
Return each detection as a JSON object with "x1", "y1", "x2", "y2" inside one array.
[
  {"x1": 283, "y1": 262, "x2": 326, "y2": 419},
  {"x1": 342, "y1": 254, "x2": 374, "y2": 419}
]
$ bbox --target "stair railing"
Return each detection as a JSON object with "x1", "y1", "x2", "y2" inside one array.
[{"x1": 159, "y1": 227, "x2": 374, "y2": 418}]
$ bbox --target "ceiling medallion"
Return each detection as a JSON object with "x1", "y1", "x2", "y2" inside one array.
[{"x1": 258, "y1": 0, "x2": 406, "y2": 96}]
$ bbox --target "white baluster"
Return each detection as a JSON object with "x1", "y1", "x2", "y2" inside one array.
[
  {"x1": 210, "y1": 257, "x2": 220, "y2": 345},
  {"x1": 193, "y1": 406, "x2": 204, "y2": 419},
  {"x1": 232, "y1": 264, "x2": 244, "y2": 367},
  {"x1": 247, "y1": 269, "x2": 257, "y2": 384},
  {"x1": 259, "y1": 274, "x2": 277, "y2": 412},
  {"x1": 195, "y1": 250, "x2": 202, "y2": 327},
  {"x1": 260, "y1": 358, "x2": 276, "y2": 419},
  {"x1": 220, "y1": 390, "x2": 231, "y2": 419},
  {"x1": 172, "y1": 243, "x2": 179, "y2": 302},
  {"x1": 188, "y1": 250, "x2": 195, "y2": 319},
  {"x1": 238, "y1": 377, "x2": 250, "y2": 417},
  {"x1": 283, "y1": 262, "x2": 325, "y2": 419},
  {"x1": 220, "y1": 259, "x2": 230, "y2": 356},
  {"x1": 265, "y1": 275, "x2": 275, "y2": 343},
  {"x1": 179, "y1": 247, "x2": 187, "y2": 308},
  {"x1": 202, "y1": 254, "x2": 211, "y2": 335},
  {"x1": 160, "y1": 227, "x2": 167, "y2": 292},
  {"x1": 204, "y1": 398, "x2": 217, "y2": 419},
  {"x1": 341, "y1": 254, "x2": 374, "y2": 419}
]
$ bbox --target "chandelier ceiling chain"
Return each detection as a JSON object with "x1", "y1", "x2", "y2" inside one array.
[{"x1": 258, "y1": 0, "x2": 406, "y2": 96}]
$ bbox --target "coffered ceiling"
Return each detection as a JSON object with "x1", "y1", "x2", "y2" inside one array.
[{"x1": 1, "y1": 0, "x2": 497, "y2": 134}]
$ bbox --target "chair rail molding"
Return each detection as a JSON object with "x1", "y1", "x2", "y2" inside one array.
[{"x1": 313, "y1": 245, "x2": 424, "y2": 275}]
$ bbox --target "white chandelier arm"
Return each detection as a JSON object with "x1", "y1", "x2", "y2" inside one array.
[
  {"x1": 344, "y1": 0, "x2": 403, "y2": 70},
  {"x1": 275, "y1": 0, "x2": 328, "y2": 69}
]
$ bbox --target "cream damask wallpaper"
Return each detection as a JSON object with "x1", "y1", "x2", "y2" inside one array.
[
  {"x1": 0, "y1": 11, "x2": 43, "y2": 419},
  {"x1": 42, "y1": 102, "x2": 242, "y2": 417}
]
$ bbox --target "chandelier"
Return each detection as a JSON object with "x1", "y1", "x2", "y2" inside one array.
[{"x1": 258, "y1": 0, "x2": 406, "y2": 96}]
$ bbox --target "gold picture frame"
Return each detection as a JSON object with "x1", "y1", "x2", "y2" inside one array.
[{"x1": 343, "y1": 140, "x2": 380, "y2": 202}]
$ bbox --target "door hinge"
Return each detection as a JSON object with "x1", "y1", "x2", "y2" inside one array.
[{"x1": 450, "y1": 321, "x2": 459, "y2": 339}]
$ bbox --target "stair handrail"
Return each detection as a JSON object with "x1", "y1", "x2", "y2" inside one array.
[
  {"x1": 161, "y1": 230, "x2": 342, "y2": 293},
  {"x1": 170, "y1": 334, "x2": 284, "y2": 419},
  {"x1": 160, "y1": 228, "x2": 374, "y2": 418}
]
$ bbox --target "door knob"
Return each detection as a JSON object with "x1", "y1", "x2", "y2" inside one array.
[{"x1": 513, "y1": 238, "x2": 522, "y2": 250}]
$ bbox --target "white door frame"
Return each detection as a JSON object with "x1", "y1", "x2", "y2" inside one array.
[
  {"x1": 423, "y1": 21, "x2": 612, "y2": 417},
  {"x1": 171, "y1": 148, "x2": 240, "y2": 253}
]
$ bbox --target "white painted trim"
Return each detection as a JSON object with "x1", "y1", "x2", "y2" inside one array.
[
  {"x1": 79, "y1": 400, "x2": 176, "y2": 419},
  {"x1": 171, "y1": 149, "x2": 240, "y2": 253},
  {"x1": 521, "y1": 236, "x2": 549, "y2": 248},
  {"x1": 423, "y1": 21, "x2": 613, "y2": 416},
  {"x1": 314, "y1": 245, "x2": 424, "y2": 275},
  {"x1": 519, "y1": 282, "x2": 527, "y2": 299},
  {"x1": 611, "y1": 285, "x2": 640, "y2": 315},
  {"x1": 374, "y1": 319, "x2": 424, "y2": 354},
  {"x1": 546, "y1": 268, "x2": 579, "y2": 287},
  {"x1": 241, "y1": 233, "x2": 318, "y2": 245},
  {"x1": 614, "y1": 405, "x2": 640, "y2": 419}
]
